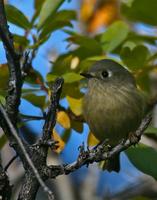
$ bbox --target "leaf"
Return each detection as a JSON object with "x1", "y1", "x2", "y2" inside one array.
[
  {"x1": 34, "y1": 0, "x2": 45, "y2": 11},
  {"x1": 66, "y1": 96, "x2": 83, "y2": 116},
  {"x1": 126, "y1": 144, "x2": 157, "y2": 180},
  {"x1": 39, "y1": 10, "x2": 76, "y2": 38},
  {"x1": 68, "y1": 34, "x2": 102, "y2": 54},
  {"x1": 144, "y1": 126, "x2": 157, "y2": 136},
  {"x1": 37, "y1": 0, "x2": 65, "y2": 29},
  {"x1": 121, "y1": 0, "x2": 157, "y2": 26},
  {"x1": 87, "y1": 131, "x2": 99, "y2": 146},
  {"x1": 52, "y1": 130, "x2": 65, "y2": 153},
  {"x1": 25, "y1": 68, "x2": 44, "y2": 86},
  {"x1": 5, "y1": 5, "x2": 31, "y2": 29},
  {"x1": 57, "y1": 111, "x2": 71, "y2": 129},
  {"x1": 62, "y1": 129, "x2": 71, "y2": 143},
  {"x1": 71, "y1": 120, "x2": 83, "y2": 133},
  {"x1": 13, "y1": 34, "x2": 29, "y2": 47},
  {"x1": 101, "y1": 21, "x2": 129, "y2": 52},
  {"x1": 0, "y1": 95, "x2": 6, "y2": 104},
  {"x1": 136, "y1": 71, "x2": 150, "y2": 92},
  {"x1": 40, "y1": 21, "x2": 72, "y2": 38},
  {"x1": 0, "y1": 64, "x2": 9, "y2": 90},
  {"x1": 62, "y1": 83, "x2": 83, "y2": 99},
  {"x1": 79, "y1": 56, "x2": 106, "y2": 71},
  {"x1": 50, "y1": 54, "x2": 73, "y2": 75},
  {"x1": 46, "y1": 74, "x2": 58, "y2": 82},
  {"x1": 0, "y1": 134, "x2": 7, "y2": 149},
  {"x1": 22, "y1": 94, "x2": 46, "y2": 109},
  {"x1": 120, "y1": 45, "x2": 149, "y2": 70},
  {"x1": 47, "y1": 72, "x2": 83, "y2": 84},
  {"x1": 63, "y1": 72, "x2": 83, "y2": 83}
]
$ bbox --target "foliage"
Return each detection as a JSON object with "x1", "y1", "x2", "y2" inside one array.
[{"x1": 1, "y1": 0, "x2": 157, "y2": 188}]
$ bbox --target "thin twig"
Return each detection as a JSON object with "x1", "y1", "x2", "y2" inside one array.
[
  {"x1": 4, "y1": 154, "x2": 18, "y2": 172},
  {"x1": 20, "y1": 114, "x2": 45, "y2": 121},
  {"x1": 0, "y1": 104, "x2": 54, "y2": 200},
  {"x1": 42, "y1": 77, "x2": 64, "y2": 142}
]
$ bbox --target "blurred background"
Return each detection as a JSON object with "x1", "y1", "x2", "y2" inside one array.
[{"x1": 1, "y1": 0, "x2": 157, "y2": 199}]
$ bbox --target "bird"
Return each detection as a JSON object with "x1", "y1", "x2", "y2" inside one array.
[{"x1": 81, "y1": 59, "x2": 147, "y2": 172}]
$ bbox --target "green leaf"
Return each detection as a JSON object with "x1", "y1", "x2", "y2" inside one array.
[
  {"x1": 62, "y1": 129, "x2": 71, "y2": 143},
  {"x1": 47, "y1": 72, "x2": 82, "y2": 83},
  {"x1": 22, "y1": 94, "x2": 46, "y2": 109},
  {"x1": 127, "y1": 32, "x2": 157, "y2": 45},
  {"x1": 28, "y1": 35, "x2": 50, "y2": 49},
  {"x1": 144, "y1": 126, "x2": 157, "y2": 135},
  {"x1": 5, "y1": 5, "x2": 31, "y2": 29},
  {"x1": 126, "y1": 144, "x2": 157, "y2": 180},
  {"x1": 136, "y1": 71, "x2": 150, "y2": 92},
  {"x1": 62, "y1": 83, "x2": 83, "y2": 98},
  {"x1": 0, "y1": 134, "x2": 7, "y2": 149},
  {"x1": 46, "y1": 74, "x2": 58, "y2": 82},
  {"x1": 0, "y1": 95, "x2": 6, "y2": 104},
  {"x1": 68, "y1": 34, "x2": 102, "y2": 54},
  {"x1": 39, "y1": 10, "x2": 76, "y2": 38},
  {"x1": 37, "y1": 0, "x2": 65, "y2": 29},
  {"x1": 13, "y1": 34, "x2": 29, "y2": 47},
  {"x1": 63, "y1": 72, "x2": 83, "y2": 83},
  {"x1": 71, "y1": 120, "x2": 83, "y2": 133},
  {"x1": 101, "y1": 21, "x2": 129, "y2": 52},
  {"x1": 50, "y1": 54, "x2": 73, "y2": 75},
  {"x1": 0, "y1": 64, "x2": 9, "y2": 90},
  {"x1": 25, "y1": 68, "x2": 44, "y2": 85},
  {"x1": 121, "y1": 0, "x2": 157, "y2": 26},
  {"x1": 34, "y1": 0, "x2": 45, "y2": 11},
  {"x1": 120, "y1": 45, "x2": 149, "y2": 70}
]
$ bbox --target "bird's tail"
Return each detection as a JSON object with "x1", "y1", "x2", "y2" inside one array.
[{"x1": 99, "y1": 153, "x2": 120, "y2": 172}]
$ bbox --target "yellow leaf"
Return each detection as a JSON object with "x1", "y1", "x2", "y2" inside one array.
[
  {"x1": 66, "y1": 96, "x2": 83, "y2": 116},
  {"x1": 87, "y1": 131, "x2": 99, "y2": 146},
  {"x1": 57, "y1": 111, "x2": 71, "y2": 129},
  {"x1": 52, "y1": 130, "x2": 65, "y2": 153}
]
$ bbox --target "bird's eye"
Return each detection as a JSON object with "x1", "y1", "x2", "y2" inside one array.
[{"x1": 101, "y1": 70, "x2": 109, "y2": 78}]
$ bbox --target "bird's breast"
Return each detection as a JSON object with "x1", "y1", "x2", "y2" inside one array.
[{"x1": 83, "y1": 82, "x2": 145, "y2": 146}]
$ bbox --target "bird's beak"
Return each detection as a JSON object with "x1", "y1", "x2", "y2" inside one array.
[{"x1": 80, "y1": 72, "x2": 93, "y2": 79}]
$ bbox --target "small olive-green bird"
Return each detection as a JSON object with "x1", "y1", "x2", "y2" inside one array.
[{"x1": 81, "y1": 59, "x2": 147, "y2": 172}]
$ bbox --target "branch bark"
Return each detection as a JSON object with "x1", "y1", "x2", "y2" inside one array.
[
  {"x1": 0, "y1": 155, "x2": 11, "y2": 200},
  {"x1": 45, "y1": 113, "x2": 152, "y2": 177},
  {"x1": 0, "y1": 0, "x2": 22, "y2": 125}
]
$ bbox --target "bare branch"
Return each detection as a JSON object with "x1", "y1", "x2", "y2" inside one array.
[
  {"x1": 45, "y1": 113, "x2": 152, "y2": 177},
  {"x1": 0, "y1": 0, "x2": 22, "y2": 125},
  {"x1": 42, "y1": 77, "x2": 64, "y2": 142},
  {"x1": 0, "y1": 155, "x2": 12, "y2": 200},
  {"x1": 0, "y1": 104, "x2": 54, "y2": 200}
]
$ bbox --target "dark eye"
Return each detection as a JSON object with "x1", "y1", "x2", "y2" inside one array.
[{"x1": 101, "y1": 70, "x2": 109, "y2": 78}]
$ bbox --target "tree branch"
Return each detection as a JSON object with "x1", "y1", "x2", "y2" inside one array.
[
  {"x1": 18, "y1": 78, "x2": 64, "y2": 199},
  {"x1": 0, "y1": 155, "x2": 12, "y2": 200},
  {"x1": 0, "y1": 103, "x2": 54, "y2": 200},
  {"x1": 0, "y1": 0, "x2": 22, "y2": 125},
  {"x1": 45, "y1": 113, "x2": 152, "y2": 177}
]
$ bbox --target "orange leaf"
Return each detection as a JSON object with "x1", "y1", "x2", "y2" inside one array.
[
  {"x1": 80, "y1": 0, "x2": 96, "y2": 22},
  {"x1": 57, "y1": 111, "x2": 71, "y2": 129},
  {"x1": 52, "y1": 130, "x2": 65, "y2": 153},
  {"x1": 88, "y1": 0, "x2": 119, "y2": 33}
]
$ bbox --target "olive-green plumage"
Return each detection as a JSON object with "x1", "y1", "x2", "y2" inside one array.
[{"x1": 82, "y1": 59, "x2": 147, "y2": 172}]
